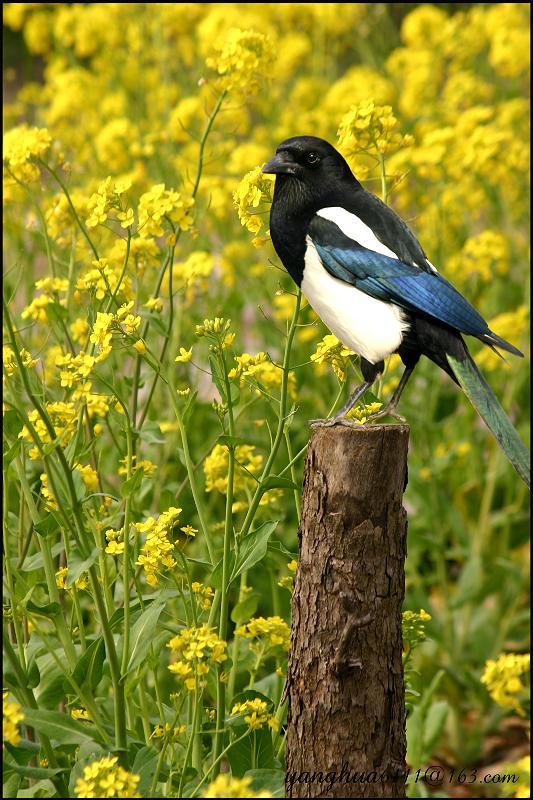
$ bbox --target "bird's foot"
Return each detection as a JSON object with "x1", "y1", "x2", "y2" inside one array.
[
  {"x1": 365, "y1": 407, "x2": 406, "y2": 424},
  {"x1": 308, "y1": 416, "x2": 359, "y2": 428}
]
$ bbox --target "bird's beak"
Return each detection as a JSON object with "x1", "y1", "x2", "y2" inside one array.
[{"x1": 262, "y1": 152, "x2": 297, "y2": 176}]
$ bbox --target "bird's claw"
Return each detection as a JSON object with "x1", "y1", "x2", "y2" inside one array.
[{"x1": 309, "y1": 417, "x2": 359, "y2": 428}]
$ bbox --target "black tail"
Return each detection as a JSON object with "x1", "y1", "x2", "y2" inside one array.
[
  {"x1": 479, "y1": 330, "x2": 524, "y2": 359},
  {"x1": 446, "y1": 347, "x2": 530, "y2": 489}
]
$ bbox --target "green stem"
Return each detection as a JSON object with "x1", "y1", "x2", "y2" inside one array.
[
  {"x1": 284, "y1": 426, "x2": 301, "y2": 522},
  {"x1": 169, "y1": 385, "x2": 215, "y2": 563},
  {"x1": 3, "y1": 632, "x2": 68, "y2": 797},
  {"x1": 39, "y1": 160, "x2": 99, "y2": 260},
  {"x1": 213, "y1": 347, "x2": 236, "y2": 767},
  {"x1": 239, "y1": 291, "x2": 302, "y2": 540}
]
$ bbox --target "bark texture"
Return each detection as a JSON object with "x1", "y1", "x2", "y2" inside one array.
[{"x1": 285, "y1": 424, "x2": 409, "y2": 798}]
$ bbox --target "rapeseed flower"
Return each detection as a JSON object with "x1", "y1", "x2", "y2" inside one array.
[
  {"x1": 481, "y1": 653, "x2": 530, "y2": 713},
  {"x1": 137, "y1": 184, "x2": 193, "y2": 237},
  {"x1": 310, "y1": 334, "x2": 356, "y2": 381},
  {"x1": 236, "y1": 616, "x2": 290, "y2": 653},
  {"x1": 206, "y1": 28, "x2": 274, "y2": 95},
  {"x1": 3, "y1": 691, "x2": 24, "y2": 746},
  {"x1": 204, "y1": 773, "x2": 272, "y2": 798},
  {"x1": 74, "y1": 755, "x2": 140, "y2": 799},
  {"x1": 3, "y1": 124, "x2": 51, "y2": 183},
  {"x1": 204, "y1": 443, "x2": 262, "y2": 494},
  {"x1": 135, "y1": 507, "x2": 182, "y2": 586},
  {"x1": 231, "y1": 698, "x2": 277, "y2": 731},
  {"x1": 168, "y1": 624, "x2": 228, "y2": 690}
]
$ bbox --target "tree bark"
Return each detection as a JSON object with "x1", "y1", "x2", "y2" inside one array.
[{"x1": 285, "y1": 424, "x2": 410, "y2": 798}]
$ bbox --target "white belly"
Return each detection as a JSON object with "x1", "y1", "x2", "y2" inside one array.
[{"x1": 302, "y1": 239, "x2": 409, "y2": 364}]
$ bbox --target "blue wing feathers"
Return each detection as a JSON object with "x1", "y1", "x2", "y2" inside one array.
[{"x1": 314, "y1": 239, "x2": 490, "y2": 338}]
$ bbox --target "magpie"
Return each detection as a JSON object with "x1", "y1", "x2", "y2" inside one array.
[{"x1": 262, "y1": 136, "x2": 530, "y2": 488}]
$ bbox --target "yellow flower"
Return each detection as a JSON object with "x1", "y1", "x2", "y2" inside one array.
[
  {"x1": 338, "y1": 99, "x2": 413, "y2": 158},
  {"x1": 180, "y1": 524, "x2": 197, "y2": 537},
  {"x1": 173, "y1": 251, "x2": 214, "y2": 291},
  {"x1": 481, "y1": 653, "x2": 530, "y2": 713},
  {"x1": 71, "y1": 707, "x2": 90, "y2": 721},
  {"x1": 133, "y1": 339, "x2": 146, "y2": 354},
  {"x1": 175, "y1": 347, "x2": 193, "y2": 363},
  {"x1": 19, "y1": 401, "x2": 77, "y2": 460},
  {"x1": 233, "y1": 166, "x2": 274, "y2": 242},
  {"x1": 74, "y1": 755, "x2": 140, "y2": 799},
  {"x1": 117, "y1": 207, "x2": 134, "y2": 228},
  {"x1": 21, "y1": 293, "x2": 56, "y2": 323},
  {"x1": 204, "y1": 773, "x2": 272, "y2": 798},
  {"x1": 89, "y1": 312, "x2": 114, "y2": 361},
  {"x1": 144, "y1": 297, "x2": 163, "y2": 313},
  {"x1": 206, "y1": 28, "x2": 275, "y2": 95},
  {"x1": 135, "y1": 507, "x2": 181, "y2": 586},
  {"x1": 310, "y1": 334, "x2": 356, "y2": 381},
  {"x1": 192, "y1": 581, "x2": 214, "y2": 610},
  {"x1": 236, "y1": 616, "x2": 290, "y2": 652},
  {"x1": 229, "y1": 351, "x2": 297, "y2": 399},
  {"x1": 70, "y1": 317, "x2": 90, "y2": 343},
  {"x1": 86, "y1": 176, "x2": 132, "y2": 228},
  {"x1": 150, "y1": 723, "x2": 185, "y2": 741},
  {"x1": 137, "y1": 184, "x2": 193, "y2": 238},
  {"x1": 402, "y1": 609, "x2": 432, "y2": 648},
  {"x1": 204, "y1": 444, "x2": 262, "y2": 494},
  {"x1": 231, "y1": 698, "x2": 277, "y2": 731},
  {"x1": 3, "y1": 691, "x2": 24, "y2": 746},
  {"x1": 3, "y1": 124, "x2": 51, "y2": 183},
  {"x1": 346, "y1": 401, "x2": 382, "y2": 424},
  {"x1": 168, "y1": 624, "x2": 228, "y2": 689},
  {"x1": 55, "y1": 566, "x2": 68, "y2": 589}
]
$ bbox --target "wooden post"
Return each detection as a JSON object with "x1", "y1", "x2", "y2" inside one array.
[{"x1": 285, "y1": 424, "x2": 410, "y2": 799}]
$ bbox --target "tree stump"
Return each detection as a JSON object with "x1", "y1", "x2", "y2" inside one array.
[{"x1": 285, "y1": 424, "x2": 410, "y2": 798}]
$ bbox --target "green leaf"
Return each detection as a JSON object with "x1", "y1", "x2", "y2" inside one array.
[
  {"x1": 245, "y1": 769, "x2": 285, "y2": 798},
  {"x1": 3, "y1": 409, "x2": 24, "y2": 438},
  {"x1": 72, "y1": 468, "x2": 87, "y2": 502},
  {"x1": 227, "y1": 691, "x2": 275, "y2": 776},
  {"x1": 20, "y1": 542, "x2": 63, "y2": 572},
  {"x1": 25, "y1": 600, "x2": 60, "y2": 618},
  {"x1": 34, "y1": 512, "x2": 62, "y2": 538},
  {"x1": 45, "y1": 302, "x2": 68, "y2": 322},
  {"x1": 66, "y1": 547, "x2": 99, "y2": 586},
  {"x1": 182, "y1": 389, "x2": 198, "y2": 426},
  {"x1": 21, "y1": 708, "x2": 99, "y2": 745},
  {"x1": 231, "y1": 592, "x2": 260, "y2": 625},
  {"x1": 233, "y1": 521, "x2": 279, "y2": 581},
  {"x1": 208, "y1": 353, "x2": 226, "y2": 400},
  {"x1": 138, "y1": 421, "x2": 165, "y2": 444},
  {"x1": 120, "y1": 468, "x2": 144, "y2": 498},
  {"x1": 72, "y1": 637, "x2": 105, "y2": 690},
  {"x1": 132, "y1": 746, "x2": 159, "y2": 796},
  {"x1": 26, "y1": 656, "x2": 41, "y2": 690},
  {"x1": 126, "y1": 602, "x2": 165, "y2": 673},
  {"x1": 209, "y1": 555, "x2": 235, "y2": 592},
  {"x1": 3, "y1": 438, "x2": 22, "y2": 468},
  {"x1": 422, "y1": 699, "x2": 449, "y2": 757},
  {"x1": 260, "y1": 475, "x2": 298, "y2": 491},
  {"x1": 4, "y1": 759, "x2": 65, "y2": 781}
]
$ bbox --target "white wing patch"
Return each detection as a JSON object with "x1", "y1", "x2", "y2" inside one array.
[
  {"x1": 316, "y1": 206, "x2": 399, "y2": 261},
  {"x1": 302, "y1": 238, "x2": 410, "y2": 364},
  {"x1": 426, "y1": 258, "x2": 439, "y2": 274}
]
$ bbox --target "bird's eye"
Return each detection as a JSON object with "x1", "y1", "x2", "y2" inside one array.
[{"x1": 306, "y1": 152, "x2": 320, "y2": 165}]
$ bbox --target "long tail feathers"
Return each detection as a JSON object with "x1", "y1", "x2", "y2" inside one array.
[{"x1": 446, "y1": 351, "x2": 530, "y2": 489}]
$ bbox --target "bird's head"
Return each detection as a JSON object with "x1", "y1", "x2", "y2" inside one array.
[{"x1": 262, "y1": 136, "x2": 358, "y2": 211}]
